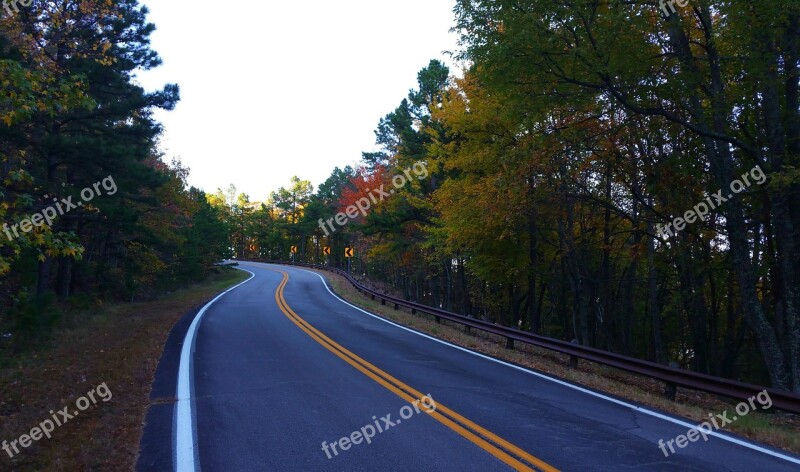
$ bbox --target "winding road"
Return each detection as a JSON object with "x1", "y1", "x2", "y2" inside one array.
[{"x1": 136, "y1": 261, "x2": 800, "y2": 471}]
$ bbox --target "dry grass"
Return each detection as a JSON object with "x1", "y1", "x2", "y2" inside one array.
[
  {"x1": 0, "y1": 267, "x2": 249, "y2": 471},
  {"x1": 315, "y1": 269, "x2": 800, "y2": 455}
]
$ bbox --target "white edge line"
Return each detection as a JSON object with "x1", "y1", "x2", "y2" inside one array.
[
  {"x1": 174, "y1": 267, "x2": 256, "y2": 472},
  {"x1": 289, "y1": 266, "x2": 800, "y2": 467}
]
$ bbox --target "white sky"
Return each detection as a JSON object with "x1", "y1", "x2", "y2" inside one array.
[{"x1": 135, "y1": 0, "x2": 460, "y2": 202}]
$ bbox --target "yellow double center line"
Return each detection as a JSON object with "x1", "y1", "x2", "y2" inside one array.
[{"x1": 271, "y1": 269, "x2": 558, "y2": 472}]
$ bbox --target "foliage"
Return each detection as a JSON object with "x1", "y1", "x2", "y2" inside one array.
[
  {"x1": 224, "y1": 2, "x2": 800, "y2": 392},
  {"x1": 0, "y1": 1, "x2": 230, "y2": 350}
]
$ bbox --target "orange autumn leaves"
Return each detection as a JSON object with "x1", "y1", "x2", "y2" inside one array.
[{"x1": 338, "y1": 165, "x2": 390, "y2": 222}]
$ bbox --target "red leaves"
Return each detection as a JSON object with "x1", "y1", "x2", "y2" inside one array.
[{"x1": 338, "y1": 165, "x2": 389, "y2": 217}]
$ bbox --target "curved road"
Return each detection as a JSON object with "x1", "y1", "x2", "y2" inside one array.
[{"x1": 137, "y1": 261, "x2": 800, "y2": 471}]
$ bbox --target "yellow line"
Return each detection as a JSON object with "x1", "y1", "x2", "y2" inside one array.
[{"x1": 271, "y1": 269, "x2": 558, "y2": 472}]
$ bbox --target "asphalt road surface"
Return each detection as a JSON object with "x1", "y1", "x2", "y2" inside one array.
[{"x1": 137, "y1": 261, "x2": 800, "y2": 471}]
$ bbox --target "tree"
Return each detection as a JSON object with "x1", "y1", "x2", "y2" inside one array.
[{"x1": 453, "y1": 0, "x2": 799, "y2": 390}]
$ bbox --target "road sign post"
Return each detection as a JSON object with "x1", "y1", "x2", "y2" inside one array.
[
  {"x1": 345, "y1": 247, "x2": 354, "y2": 274},
  {"x1": 322, "y1": 246, "x2": 331, "y2": 267},
  {"x1": 323, "y1": 246, "x2": 331, "y2": 266}
]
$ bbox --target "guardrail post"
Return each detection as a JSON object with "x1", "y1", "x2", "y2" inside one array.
[
  {"x1": 505, "y1": 337, "x2": 515, "y2": 350},
  {"x1": 435, "y1": 316, "x2": 441, "y2": 324},
  {"x1": 568, "y1": 339, "x2": 580, "y2": 368},
  {"x1": 664, "y1": 361, "x2": 680, "y2": 401},
  {"x1": 411, "y1": 308, "x2": 417, "y2": 315},
  {"x1": 381, "y1": 299, "x2": 386, "y2": 305}
]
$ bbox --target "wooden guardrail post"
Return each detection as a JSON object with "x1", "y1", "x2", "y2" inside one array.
[
  {"x1": 664, "y1": 361, "x2": 680, "y2": 401},
  {"x1": 568, "y1": 339, "x2": 580, "y2": 368},
  {"x1": 505, "y1": 337, "x2": 515, "y2": 350}
]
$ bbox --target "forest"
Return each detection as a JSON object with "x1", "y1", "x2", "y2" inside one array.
[
  {"x1": 217, "y1": 1, "x2": 800, "y2": 393},
  {"x1": 0, "y1": 1, "x2": 230, "y2": 349},
  {"x1": 2, "y1": 1, "x2": 798, "y2": 394}
]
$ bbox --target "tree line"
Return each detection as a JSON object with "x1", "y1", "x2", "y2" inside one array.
[
  {"x1": 221, "y1": 1, "x2": 799, "y2": 392},
  {"x1": 0, "y1": 1, "x2": 230, "y2": 350}
]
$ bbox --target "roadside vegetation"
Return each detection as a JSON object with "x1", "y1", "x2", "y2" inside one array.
[
  {"x1": 0, "y1": 267, "x2": 247, "y2": 471},
  {"x1": 1, "y1": 1, "x2": 231, "y2": 355}
]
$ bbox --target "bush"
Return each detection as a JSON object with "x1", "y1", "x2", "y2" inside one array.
[{"x1": 8, "y1": 291, "x2": 61, "y2": 350}]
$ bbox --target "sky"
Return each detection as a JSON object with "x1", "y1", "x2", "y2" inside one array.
[{"x1": 135, "y1": 1, "x2": 461, "y2": 202}]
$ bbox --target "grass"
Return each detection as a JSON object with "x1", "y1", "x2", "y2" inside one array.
[
  {"x1": 315, "y1": 268, "x2": 800, "y2": 456},
  {"x1": 0, "y1": 267, "x2": 249, "y2": 471}
]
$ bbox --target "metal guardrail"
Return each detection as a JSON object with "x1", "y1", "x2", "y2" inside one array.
[{"x1": 258, "y1": 260, "x2": 800, "y2": 415}]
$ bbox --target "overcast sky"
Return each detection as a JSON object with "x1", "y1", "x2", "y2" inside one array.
[{"x1": 135, "y1": 1, "x2": 460, "y2": 202}]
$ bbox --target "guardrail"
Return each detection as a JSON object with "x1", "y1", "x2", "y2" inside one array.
[{"x1": 254, "y1": 259, "x2": 800, "y2": 415}]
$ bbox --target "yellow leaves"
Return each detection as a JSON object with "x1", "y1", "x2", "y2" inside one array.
[
  {"x1": 93, "y1": 40, "x2": 116, "y2": 66},
  {"x1": 95, "y1": 56, "x2": 116, "y2": 67},
  {"x1": 44, "y1": 242, "x2": 84, "y2": 261},
  {"x1": 1, "y1": 59, "x2": 93, "y2": 128}
]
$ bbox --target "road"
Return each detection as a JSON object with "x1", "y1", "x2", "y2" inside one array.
[{"x1": 137, "y1": 261, "x2": 800, "y2": 471}]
